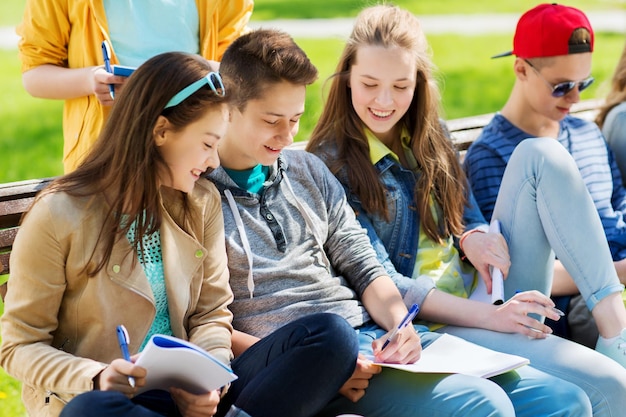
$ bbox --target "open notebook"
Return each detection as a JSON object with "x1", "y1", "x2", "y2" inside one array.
[
  {"x1": 374, "y1": 333, "x2": 529, "y2": 378},
  {"x1": 135, "y1": 334, "x2": 238, "y2": 395}
]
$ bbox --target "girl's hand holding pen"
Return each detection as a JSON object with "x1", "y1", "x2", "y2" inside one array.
[
  {"x1": 373, "y1": 325, "x2": 422, "y2": 364},
  {"x1": 373, "y1": 304, "x2": 422, "y2": 364},
  {"x1": 462, "y1": 230, "x2": 510, "y2": 294},
  {"x1": 95, "y1": 355, "x2": 146, "y2": 396},
  {"x1": 493, "y1": 290, "x2": 564, "y2": 338}
]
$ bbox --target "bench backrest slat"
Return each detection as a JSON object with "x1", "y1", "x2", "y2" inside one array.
[{"x1": 1, "y1": 178, "x2": 51, "y2": 300}]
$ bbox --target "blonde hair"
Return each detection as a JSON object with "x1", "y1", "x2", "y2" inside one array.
[
  {"x1": 596, "y1": 40, "x2": 626, "y2": 128},
  {"x1": 307, "y1": 4, "x2": 467, "y2": 242}
]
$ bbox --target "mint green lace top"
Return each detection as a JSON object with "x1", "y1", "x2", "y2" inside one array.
[{"x1": 126, "y1": 221, "x2": 173, "y2": 351}]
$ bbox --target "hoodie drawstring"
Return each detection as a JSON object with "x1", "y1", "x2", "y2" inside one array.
[{"x1": 224, "y1": 189, "x2": 255, "y2": 298}]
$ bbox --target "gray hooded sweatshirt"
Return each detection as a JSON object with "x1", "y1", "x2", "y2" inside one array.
[{"x1": 207, "y1": 150, "x2": 387, "y2": 338}]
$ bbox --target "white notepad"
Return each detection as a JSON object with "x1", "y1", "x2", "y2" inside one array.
[
  {"x1": 135, "y1": 334, "x2": 238, "y2": 395},
  {"x1": 374, "y1": 333, "x2": 529, "y2": 378},
  {"x1": 469, "y1": 219, "x2": 505, "y2": 305}
]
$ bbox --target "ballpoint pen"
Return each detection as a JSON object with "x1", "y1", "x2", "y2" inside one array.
[
  {"x1": 116, "y1": 324, "x2": 136, "y2": 388},
  {"x1": 101, "y1": 40, "x2": 115, "y2": 100},
  {"x1": 381, "y1": 303, "x2": 420, "y2": 351}
]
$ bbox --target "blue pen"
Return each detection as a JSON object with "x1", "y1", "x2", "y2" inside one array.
[
  {"x1": 116, "y1": 324, "x2": 136, "y2": 388},
  {"x1": 381, "y1": 303, "x2": 420, "y2": 351},
  {"x1": 101, "y1": 40, "x2": 115, "y2": 99}
]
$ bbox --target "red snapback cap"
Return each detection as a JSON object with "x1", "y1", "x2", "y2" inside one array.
[{"x1": 492, "y1": 3, "x2": 594, "y2": 59}]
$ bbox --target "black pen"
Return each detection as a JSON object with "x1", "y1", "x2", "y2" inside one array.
[{"x1": 381, "y1": 303, "x2": 420, "y2": 351}]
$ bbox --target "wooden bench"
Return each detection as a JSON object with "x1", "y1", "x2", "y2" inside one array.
[
  {"x1": 0, "y1": 178, "x2": 52, "y2": 300},
  {"x1": 0, "y1": 99, "x2": 602, "y2": 303}
]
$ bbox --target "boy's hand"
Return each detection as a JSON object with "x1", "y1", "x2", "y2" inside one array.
[
  {"x1": 170, "y1": 387, "x2": 221, "y2": 417},
  {"x1": 92, "y1": 67, "x2": 128, "y2": 106},
  {"x1": 338, "y1": 354, "x2": 381, "y2": 402}
]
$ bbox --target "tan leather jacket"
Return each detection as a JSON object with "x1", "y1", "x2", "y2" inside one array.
[{"x1": 0, "y1": 179, "x2": 233, "y2": 417}]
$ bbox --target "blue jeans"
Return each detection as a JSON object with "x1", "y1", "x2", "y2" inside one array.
[
  {"x1": 494, "y1": 137, "x2": 624, "y2": 309},
  {"x1": 316, "y1": 322, "x2": 591, "y2": 417},
  {"x1": 438, "y1": 138, "x2": 626, "y2": 417},
  {"x1": 60, "y1": 313, "x2": 358, "y2": 417}
]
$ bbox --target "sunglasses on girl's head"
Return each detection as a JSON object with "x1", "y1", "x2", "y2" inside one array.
[
  {"x1": 524, "y1": 60, "x2": 594, "y2": 98},
  {"x1": 164, "y1": 71, "x2": 225, "y2": 109}
]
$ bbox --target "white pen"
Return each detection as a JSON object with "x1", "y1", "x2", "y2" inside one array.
[{"x1": 381, "y1": 303, "x2": 420, "y2": 351}]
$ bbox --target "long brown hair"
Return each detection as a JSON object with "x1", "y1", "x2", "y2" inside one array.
[
  {"x1": 307, "y1": 4, "x2": 467, "y2": 242},
  {"x1": 596, "y1": 40, "x2": 626, "y2": 128},
  {"x1": 40, "y1": 52, "x2": 230, "y2": 275}
]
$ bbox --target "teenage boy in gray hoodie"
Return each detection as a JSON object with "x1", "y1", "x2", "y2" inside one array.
[{"x1": 206, "y1": 28, "x2": 589, "y2": 417}]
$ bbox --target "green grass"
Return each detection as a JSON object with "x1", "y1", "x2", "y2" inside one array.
[
  {"x1": 2, "y1": 0, "x2": 623, "y2": 25},
  {"x1": 0, "y1": 296, "x2": 26, "y2": 417},
  {"x1": 252, "y1": 0, "x2": 624, "y2": 19},
  {"x1": 1, "y1": 31, "x2": 621, "y2": 184},
  {"x1": 0, "y1": 49, "x2": 64, "y2": 182}
]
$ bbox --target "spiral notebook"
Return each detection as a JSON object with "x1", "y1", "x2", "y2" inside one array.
[{"x1": 135, "y1": 334, "x2": 237, "y2": 395}]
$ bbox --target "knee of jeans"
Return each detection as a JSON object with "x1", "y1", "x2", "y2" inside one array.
[
  {"x1": 60, "y1": 391, "x2": 124, "y2": 417},
  {"x1": 513, "y1": 137, "x2": 579, "y2": 178},
  {"x1": 321, "y1": 313, "x2": 358, "y2": 348},
  {"x1": 515, "y1": 137, "x2": 562, "y2": 157},
  {"x1": 551, "y1": 384, "x2": 592, "y2": 416}
]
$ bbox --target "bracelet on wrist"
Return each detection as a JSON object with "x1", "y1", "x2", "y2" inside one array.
[{"x1": 459, "y1": 229, "x2": 485, "y2": 253}]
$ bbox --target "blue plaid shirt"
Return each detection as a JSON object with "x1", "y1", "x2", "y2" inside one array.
[{"x1": 464, "y1": 113, "x2": 626, "y2": 261}]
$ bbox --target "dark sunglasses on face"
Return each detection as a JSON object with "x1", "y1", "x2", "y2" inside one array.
[{"x1": 524, "y1": 59, "x2": 594, "y2": 98}]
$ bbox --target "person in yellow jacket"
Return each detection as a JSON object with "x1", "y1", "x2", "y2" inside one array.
[{"x1": 16, "y1": 0, "x2": 253, "y2": 173}]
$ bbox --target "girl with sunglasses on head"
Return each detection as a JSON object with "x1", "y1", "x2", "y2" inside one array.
[
  {"x1": 307, "y1": 4, "x2": 626, "y2": 416},
  {"x1": 0, "y1": 51, "x2": 358, "y2": 417}
]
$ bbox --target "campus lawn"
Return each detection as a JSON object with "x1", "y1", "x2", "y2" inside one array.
[{"x1": 2, "y1": 0, "x2": 623, "y2": 23}]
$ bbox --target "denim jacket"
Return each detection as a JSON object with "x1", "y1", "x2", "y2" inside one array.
[{"x1": 311, "y1": 143, "x2": 487, "y2": 307}]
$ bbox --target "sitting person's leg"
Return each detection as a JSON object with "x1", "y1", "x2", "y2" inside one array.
[
  {"x1": 220, "y1": 313, "x2": 358, "y2": 417},
  {"x1": 440, "y1": 325, "x2": 615, "y2": 416},
  {"x1": 318, "y1": 324, "x2": 589, "y2": 417},
  {"x1": 317, "y1": 325, "x2": 516, "y2": 417},
  {"x1": 60, "y1": 390, "x2": 179, "y2": 417},
  {"x1": 485, "y1": 136, "x2": 626, "y2": 414},
  {"x1": 495, "y1": 137, "x2": 626, "y2": 351}
]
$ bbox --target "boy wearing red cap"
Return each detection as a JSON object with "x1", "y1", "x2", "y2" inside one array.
[{"x1": 464, "y1": 3, "x2": 626, "y2": 365}]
